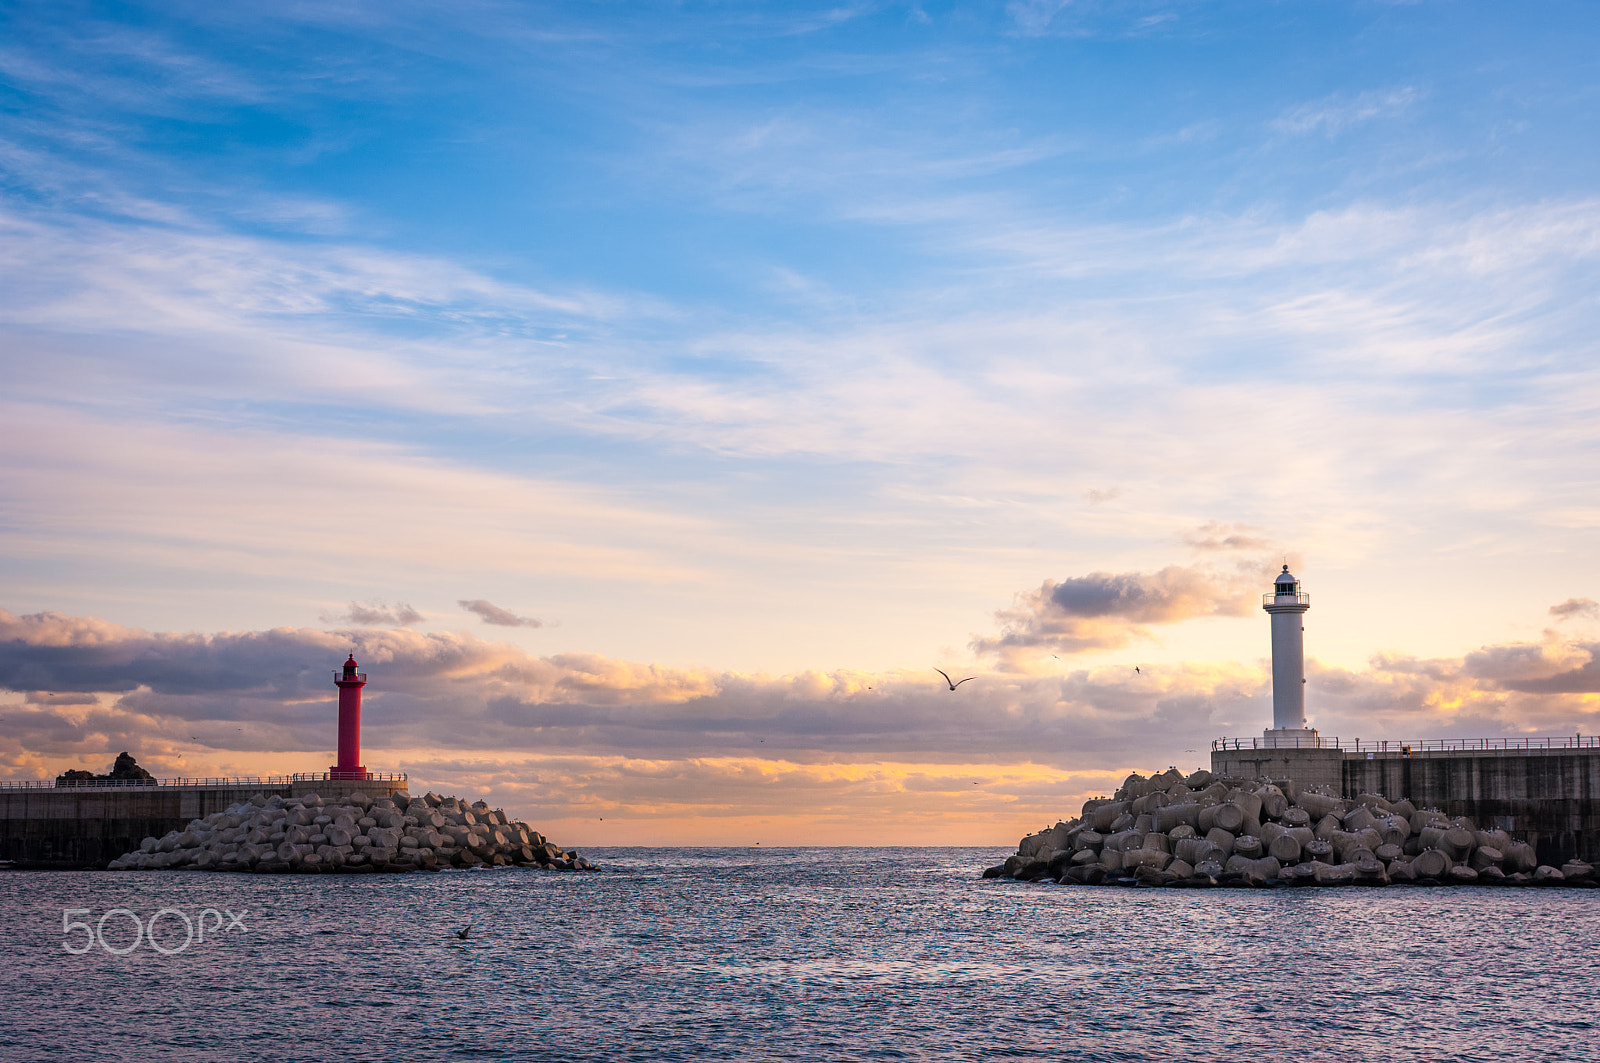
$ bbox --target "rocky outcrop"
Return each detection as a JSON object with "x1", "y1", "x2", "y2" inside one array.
[
  {"x1": 985, "y1": 767, "x2": 1596, "y2": 889},
  {"x1": 105, "y1": 790, "x2": 598, "y2": 874},
  {"x1": 57, "y1": 752, "x2": 156, "y2": 785}
]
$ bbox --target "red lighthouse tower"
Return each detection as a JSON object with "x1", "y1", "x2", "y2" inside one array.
[{"x1": 331, "y1": 654, "x2": 368, "y2": 780}]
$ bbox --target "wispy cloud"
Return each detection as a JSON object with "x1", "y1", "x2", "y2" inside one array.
[
  {"x1": 6, "y1": 189, "x2": 1600, "y2": 683},
  {"x1": 1006, "y1": 0, "x2": 1185, "y2": 38},
  {"x1": 458, "y1": 599, "x2": 543, "y2": 628},
  {"x1": 1183, "y1": 522, "x2": 1274, "y2": 553},
  {"x1": 1272, "y1": 87, "x2": 1422, "y2": 137},
  {"x1": 322, "y1": 601, "x2": 423, "y2": 626},
  {"x1": 1551, "y1": 598, "x2": 1600, "y2": 621}
]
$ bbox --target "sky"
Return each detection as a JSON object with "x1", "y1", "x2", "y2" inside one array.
[{"x1": 3, "y1": 1, "x2": 1600, "y2": 845}]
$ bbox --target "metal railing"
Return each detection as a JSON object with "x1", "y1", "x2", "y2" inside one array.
[
  {"x1": 1346, "y1": 736, "x2": 1598, "y2": 755},
  {"x1": 1212, "y1": 736, "x2": 1597, "y2": 754},
  {"x1": 1213, "y1": 735, "x2": 1335, "y2": 751},
  {"x1": 291, "y1": 771, "x2": 406, "y2": 783},
  {"x1": 1261, "y1": 592, "x2": 1311, "y2": 607},
  {"x1": 0, "y1": 771, "x2": 407, "y2": 792}
]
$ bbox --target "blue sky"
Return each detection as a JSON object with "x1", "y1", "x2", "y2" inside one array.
[{"x1": 4, "y1": 2, "x2": 1600, "y2": 841}]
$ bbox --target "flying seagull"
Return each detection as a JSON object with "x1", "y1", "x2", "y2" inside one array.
[
  {"x1": 456, "y1": 926, "x2": 472, "y2": 940},
  {"x1": 935, "y1": 668, "x2": 975, "y2": 690},
  {"x1": 1135, "y1": 666, "x2": 1141, "y2": 674}
]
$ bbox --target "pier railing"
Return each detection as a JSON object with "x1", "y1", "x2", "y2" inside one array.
[
  {"x1": 1212, "y1": 735, "x2": 1337, "y2": 750},
  {"x1": 0, "y1": 771, "x2": 407, "y2": 792},
  {"x1": 1211, "y1": 736, "x2": 1598, "y2": 755}
]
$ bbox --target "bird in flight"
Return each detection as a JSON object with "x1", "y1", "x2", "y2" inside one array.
[
  {"x1": 456, "y1": 926, "x2": 472, "y2": 940},
  {"x1": 1135, "y1": 666, "x2": 1141, "y2": 674},
  {"x1": 935, "y1": 668, "x2": 975, "y2": 690}
]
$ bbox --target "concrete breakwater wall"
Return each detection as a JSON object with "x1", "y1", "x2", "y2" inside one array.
[
  {"x1": 0, "y1": 778, "x2": 409, "y2": 869},
  {"x1": 1211, "y1": 745, "x2": 1600, "y2": 865},
  {"x1": 988, "y1": 767, "x2": 1598, "y2": 889},
  {"x1": 106, "y1": 789, "x2": 595, "y2": 874}
]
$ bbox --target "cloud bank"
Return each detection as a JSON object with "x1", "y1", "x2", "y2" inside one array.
[{"x1": 3, "y1": 605, "x2": 1597, "y2": 843}]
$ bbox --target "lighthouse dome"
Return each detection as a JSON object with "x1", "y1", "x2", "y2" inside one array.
[{"x1": 1274, "y1": 565, "x2": 1298, "y2": 586}]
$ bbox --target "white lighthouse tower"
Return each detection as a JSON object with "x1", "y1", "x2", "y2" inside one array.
[{"x1": 1262, "y1": 565, "x2": 1318, "y2": 746}]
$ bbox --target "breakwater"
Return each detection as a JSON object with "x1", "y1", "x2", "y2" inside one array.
[
  {"x1": 105, "y1": 788, "x2": 593, "y2": 873},
  {"x1": 989, "y1": 767, "x2": 1598, "y2": 888},
  {"x1": 0, "y1": 773, "x2": 409, "y2": 869},
  {"x1": 1211, "y1": 737, "x2": 1600, "y2": 864}
]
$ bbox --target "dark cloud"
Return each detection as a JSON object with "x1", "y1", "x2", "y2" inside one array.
[
  {"x1": 1550, "y1": 598, "x2": 1599, "y2": 621},
  {"x1": 1496, "y1": 667, "x2": 1600, "y2": 695},
  {"x1": 458, "y1": 599, "x2": 542, "y2": 628},
  {"x1": 1483, "y1": 643, "x2": 1600, "y2": 694},
  {"x1": 972, "y1": 564, "x2": 1264, "y2": 667},
  {"x1": 24, "y1": 690, "x2": 99, "y2": 706},
  {"x1": 1046, "y1": 568, "x2": 1247, "y2": 620},
  {"x1": 320, "y1": 601, "x2": 422, "y2": 627}
]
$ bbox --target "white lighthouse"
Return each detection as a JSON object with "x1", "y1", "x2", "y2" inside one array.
[{"x1": 1262, "y1": 565, "x2": 1318, "y2": 745}]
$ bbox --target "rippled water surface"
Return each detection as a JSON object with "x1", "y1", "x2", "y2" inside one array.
[{"x1": 3, "y1": 847, "x2": 1597, "y2": 1061}]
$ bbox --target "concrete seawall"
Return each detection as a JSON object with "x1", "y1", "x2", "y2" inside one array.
[
  {"x1": 1212, "y1": 744, "x2": 1600, "y2": 865},
  {"x1": 1, "y1": 776, "x2": 409, "y2": 869}
]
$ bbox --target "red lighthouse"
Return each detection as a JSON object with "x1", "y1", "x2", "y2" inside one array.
[{"x1": 331, "y1": 654, "x2": 368, "y2": 780}]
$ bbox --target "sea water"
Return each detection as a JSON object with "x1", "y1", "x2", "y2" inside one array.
[{"x1": 1, "y1": 847, "x2": 1596, "y2": 1061}]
